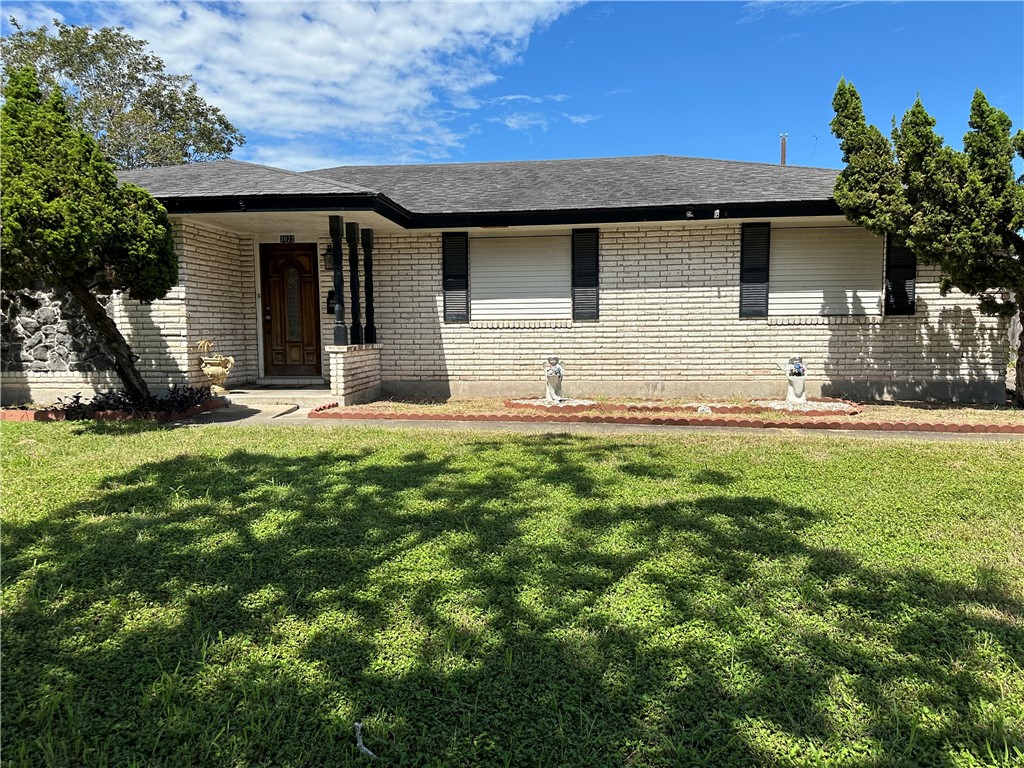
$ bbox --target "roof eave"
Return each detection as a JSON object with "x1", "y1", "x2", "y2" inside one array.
[
  {"x1": 155, "y1": 194, "x2": 840, "y2": 229},
  {"x1": 404, "y1": 199, "x2": 842, "y2": 229},
  {"x1": 158, "y1": 192, "x2": 413, "y2": 227}
]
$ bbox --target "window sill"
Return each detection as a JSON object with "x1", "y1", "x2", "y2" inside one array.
[
  {"x1": 468, "y1": 319, "x2": 574, "y2": 329},
  {"x1": 766, "y1": 315, "x2": 884, "y2": 326}
]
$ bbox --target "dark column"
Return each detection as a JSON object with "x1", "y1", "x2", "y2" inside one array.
[
  {"x1": 345, "y1": 222, "x2": 363, "y2": 344},
  {"x1": 361, "y1": 228, "x2": 376, "y2": 343},
  {"x1": 329, "y1": 215, "x2": 347, "y2": 345}
]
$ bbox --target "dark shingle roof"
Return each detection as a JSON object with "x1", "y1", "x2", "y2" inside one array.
[
  {"x1": 305, "y1": 155, "x2": 839, "y2": 214},
  {"x1": 119, "y1": 158, "x2": 373, "y2": 197}
]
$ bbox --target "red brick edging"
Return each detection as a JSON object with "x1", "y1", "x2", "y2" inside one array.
[
  {"x1": 0, "y1": 397, "x2": 228, "y2": 423},
  {"x1": 307, "y1": 405, "x2": 1024, "y2": 434}
]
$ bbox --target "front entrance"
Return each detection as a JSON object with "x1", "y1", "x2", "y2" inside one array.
[{"x1": 260, "y1": 243, "x2": 321, "y2": 376}]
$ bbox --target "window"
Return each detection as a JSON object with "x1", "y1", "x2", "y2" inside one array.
[
  {"x1": 470, "y1": 235, "x2": 572, "y2": 320},
  {"x1": 741, "y1": 223, "x2": 886, "y2": 317},
  {"x1": 442, "y1": 230, "x2": 599, "y2": 322},
  {"x1": 884, "y1": 235, "x2": 916, "y2": 315}
]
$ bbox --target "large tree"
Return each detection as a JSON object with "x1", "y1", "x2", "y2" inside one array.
[
  {"x1": 1, "y1": 18, "x2": 244, "y2": 169},
  {"x1": 831, "y1": 80, "x2": 1024, "y2": 404},
  {"x1": 1, "y1": 67, "x2": 176, "y2": 402}
]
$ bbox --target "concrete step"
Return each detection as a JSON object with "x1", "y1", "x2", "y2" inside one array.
[{"x1": 224, "y1": 388, "x2": 334, "y2": 408}]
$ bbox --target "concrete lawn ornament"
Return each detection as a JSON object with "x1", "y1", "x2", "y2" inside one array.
[
  {"x1": 197, "y1": 339, "x2": 235, "y2": 394},
  {"x1": 544, "y1": 355, "x2": 564, "y2": 401},
  {"x1": 776, "y1": 355, "x2": 807, "y2": 404}
]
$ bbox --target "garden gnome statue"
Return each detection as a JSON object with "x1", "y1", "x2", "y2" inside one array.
[
  {"x1": 544, "y1": 355, "x2": 564, "y2": 401},
  {"x1": 780, "y1": 355, "x2": 807, "y2": 404}
]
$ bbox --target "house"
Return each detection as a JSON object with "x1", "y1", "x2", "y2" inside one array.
[{"x1": 0, "y1": 155, "x2": 1009, "y2": 405}]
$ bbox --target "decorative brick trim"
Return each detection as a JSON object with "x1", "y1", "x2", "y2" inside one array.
[
  {"x1": 766, "y1": 316, "x2": 885, "y2": 326},
  {"x1": 306, "y1": 405, "x2": 1024, "y2": 434},
  {"x1": 468, "y1": 320, "x2": 573, "y2": 330}
]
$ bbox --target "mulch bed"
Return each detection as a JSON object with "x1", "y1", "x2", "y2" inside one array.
[
  {"x1": 0, "y1": 397, "x2": 228, "y2": 423},
  {"x1": 307, "y1": 401, "x2": 1024, "y2": 434}
]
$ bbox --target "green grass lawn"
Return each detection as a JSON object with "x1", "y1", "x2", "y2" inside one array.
[{"x1": 2, "y1": 423, "x2": 1022, "y2": 767}]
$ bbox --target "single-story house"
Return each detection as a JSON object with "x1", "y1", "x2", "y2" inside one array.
[{"x1": 0, "y1": 154, "x2": 1010, "y2": 405}]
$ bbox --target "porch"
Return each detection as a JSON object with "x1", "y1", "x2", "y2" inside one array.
[{"x1": 163, "y1": 211, "x2": 389, "y2": 404}]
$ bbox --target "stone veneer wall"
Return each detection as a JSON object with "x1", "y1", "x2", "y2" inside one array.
[
  {"x1": 1, "y1": 219, "x2": 257, "y2": 404},
  {"x1": 1, "y1": 288, "x2": 120, "y2": 403},
  {"x1": 371, "y1": 223, "x2": 1007, "y2": 402},
  {"x1": 326, "y1": 344, "x2": 382, "y2": 404}
]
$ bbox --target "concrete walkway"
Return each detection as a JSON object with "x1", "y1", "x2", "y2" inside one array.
[{"x1": 179, "y1": 403, "x2": 1024, "y2": 442}]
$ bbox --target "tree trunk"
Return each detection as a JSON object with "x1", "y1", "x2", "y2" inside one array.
[
  {"x1": 67, "y1": 283, "x2": 152, "y2": 404},
  {"x1": 1015, "y1": 306, "x2": 1024, "y2": 407}
]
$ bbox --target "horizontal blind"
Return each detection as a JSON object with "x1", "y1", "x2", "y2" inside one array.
[
  {"x1": 768, "y1": 226, "x2": 883, "y2": 316},
  {"x1": 469, "y1": 236, "x2": 571, "y2": 320}
]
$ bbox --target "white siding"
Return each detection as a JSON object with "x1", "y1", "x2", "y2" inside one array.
[
  {"x1": 469, "y1": 236, "x2": 572, "y2": 320},
  {"x1": 768, "y1": 226, "x2": 884, "y2": 316}
]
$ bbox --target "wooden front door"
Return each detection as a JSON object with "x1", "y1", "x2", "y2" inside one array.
[{"x1": 260, "y1": 244, "x2": 321, "y2": 376}]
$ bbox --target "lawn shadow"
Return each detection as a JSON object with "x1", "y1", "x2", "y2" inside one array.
[{"x1": 3, "y1": 435, "x2": 1022, "y2": 766}]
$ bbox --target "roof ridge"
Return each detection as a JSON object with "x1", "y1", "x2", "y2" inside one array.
[
  {"x1": 307, "y1": 154, "x2": 839, "y2": 174},
  {"x1": 220, "y1": 158, "x2": 374, "y2": 193}
]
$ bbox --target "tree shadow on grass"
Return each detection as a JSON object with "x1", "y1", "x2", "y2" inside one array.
[{"x1": 2, "y1": 436, "x2": 1022, "y2": 767}]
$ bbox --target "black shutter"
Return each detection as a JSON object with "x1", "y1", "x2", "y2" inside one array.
[
  {"x1": 442, "y1": 232, "x2": 469, "y2": 323},
  {"x1": 885, "y1": 235, "x2": 916, "y2": 316},
  {"x1": 740, "y1": 223, "x2": 770, "y2": 317},
  {"x1": 572, "y1": 228, "x2": 599, "y2": 320}
]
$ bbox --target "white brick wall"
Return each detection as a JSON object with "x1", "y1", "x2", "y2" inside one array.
[
  {"x1": 112, "y1": 219, "x2": 258, "y2": 391},
  {"x1": 175, "y1": 220, "x2": 258, "y2": 386},
  {"x1": 327, "y1": 344, "x2": 382, "y2": 404},
  {"x1": 6, "y1": 217, "x2": 1008, "y2": 404}
]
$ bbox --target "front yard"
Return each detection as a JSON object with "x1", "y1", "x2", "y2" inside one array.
[{"x1": 2, "y1": 423, "x2": 1022, "y2": 767}]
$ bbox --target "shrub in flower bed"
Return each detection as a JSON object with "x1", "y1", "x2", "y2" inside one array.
[{"x1": 0, "y1": 385, "x2": 223, "y2": 422}]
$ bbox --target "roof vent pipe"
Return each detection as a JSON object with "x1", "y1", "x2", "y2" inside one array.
[{"x1": 780, "y1": 133, "x2": 788, "y2": 166}]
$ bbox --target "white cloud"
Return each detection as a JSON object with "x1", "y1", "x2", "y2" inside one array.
[
  {"x1": 739, "y1": 1, "x2": 857, "y2": 24},
  {"x1": 8, "y1": 1, "x2": 577, "y2": 167},
  {"x1": 563, "y1": 113, "x2": 598, "y2": 125},
  {"x1": 489, "y1": 111, "x2": 549, "y2": 131}
]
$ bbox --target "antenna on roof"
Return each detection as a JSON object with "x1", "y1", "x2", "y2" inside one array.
[{"x1": 780, "y1": 133, "x2": 788, "y2": 166}]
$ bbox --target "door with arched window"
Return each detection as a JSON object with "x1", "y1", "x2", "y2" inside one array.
[{"x1": 259, "y1": 243, "x2": 321, "y2": 376}]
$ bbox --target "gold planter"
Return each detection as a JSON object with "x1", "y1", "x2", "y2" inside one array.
[{"x1": 196, "y1": 340, "x2": 235, "y2": 394}]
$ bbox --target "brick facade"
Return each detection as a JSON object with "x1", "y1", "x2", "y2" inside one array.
[
  {"x1": 1, "y1": 219, "x2": 257, "y2": 404},
  {"x1": 2, "y1": 217, "x2": 1009, "y2": 405},
  {"x1": 109, "y1": 219, "x2": 258, "y2": 391},
  {"x1": 326, "y1": 344, "x2": 382, "y2": 404},
  {"x1": 370, "y1": 223, "x2": 1007, "y2": 402}
]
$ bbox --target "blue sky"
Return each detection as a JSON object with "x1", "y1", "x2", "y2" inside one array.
[{"x1": 4, "y1": 1, "x2": 1022, "y2": 171}]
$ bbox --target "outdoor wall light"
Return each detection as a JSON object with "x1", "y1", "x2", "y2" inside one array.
[{"x1": 320, "y1": 244, "x2": 336, "y2": 270}]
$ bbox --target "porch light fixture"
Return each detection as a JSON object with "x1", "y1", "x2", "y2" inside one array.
[{"x1": 321, "y1": 244, "x2": 336, "y2": 270}]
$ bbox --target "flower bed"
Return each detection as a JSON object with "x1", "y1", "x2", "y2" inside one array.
[
  {"x1": 503, "y1": 397, "x2": 861, "y2": 417},
  {"x1": 1, "y1": 396, "x2": 227, "y2": 423}
]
